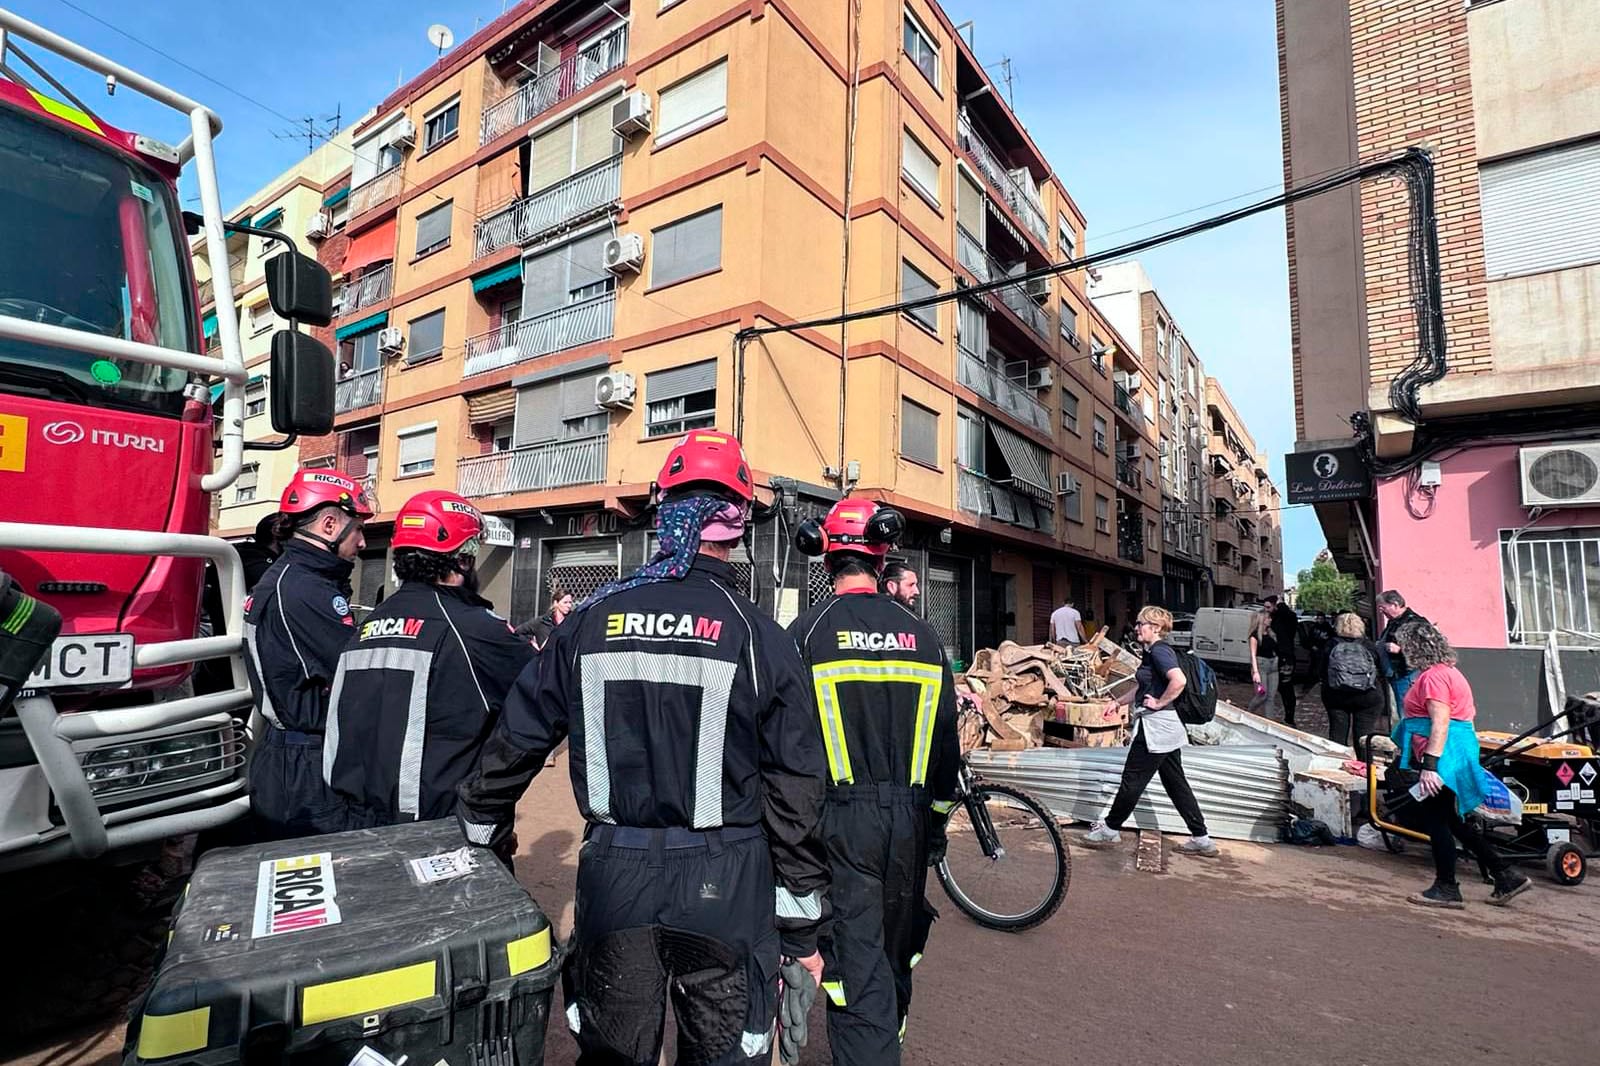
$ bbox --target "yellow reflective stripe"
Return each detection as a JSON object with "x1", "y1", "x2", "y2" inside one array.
[
  {"x1": 506, "y1": 927, "x2": 552, "y2": 976},
  {"x1": 931, "y1": 798, "x2": 956, "y2": 815},
  {"x1": 898, "y1": 1015, "x2": 908, "y2": 1042},
  {"x1": 812, "y1": 659, "x2": 943, "y2": 787},
  {"x1": 909, "y1": 676, "x2": 942, "y2": 786},
  {"x1": 822, "y1": 980, "x2": 847, "y2": 1007},
  {"x1": 301, "y1": 961, "x2": 437, "y2": 1026},
  {"x1": 28, "y1": 90, "x2": 104, "y2": 135},
  {"x1": 909, "y1": 951, "x2": 923, "y2": 968},
  {"x1": 137, "y1": 1006, "x2": 210, "y2": 1059}
]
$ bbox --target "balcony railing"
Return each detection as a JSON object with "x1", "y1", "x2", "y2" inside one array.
[
  {"x1": 956, "y1": 348, "x2": 1051, "y2": 434},
  {"x1": 996, "y1": 284, "x2": 1052, "y2": 344},
  {"x1": 458, "y1": 436, "x2": 607, "y2": 497},
  {"x1": 349, "y1": 167, "x2": 403, "y2": 217},
  {"x1": 1113, "y1": 383, "x2": 1138, "y2": 420},
  {"x1": 957, "y1": 110, "x2": 1049, "y2": 246},
  {"x1": 967, "y1": 241, "x2": 1051, "y2": 346},
  {"x1": 1115, "y1": 456, "x2": 1141, "y2": 489},
  {"x1": 335, "y1": 368, "x2": 382, "y2": 414},
  {"x1": 339, "y1": 264, "x2": 393, "y2": 318},
  {"x1": 480, "y1": 26, "x2": 629, "y2": 146},
  {"x1": 956, "y1": 225, "x2": 989, "y2": 282},
  {"x1": 463, "y1": 291, "x2": 616, "y2": 378},
  {"x1": 1118, "y1": 539, "x2": 1145, "y2": 564},
  {"x1": 475, "y1": 155, "x2": 622, "y2": 258},
  {"x1": 957, "y1": 467, "x2": 1052, "y2": 532}
]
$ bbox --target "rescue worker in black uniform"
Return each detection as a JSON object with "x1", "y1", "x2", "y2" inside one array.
[
  {"x1": 242, "y1": 468, "x2": 372, "y2": 839},
  {"x1": 787, "y1": 498, "x2": 961, "y2": 1064},
  {"x1": 323, "y1": 490, "x2": 533, "y2": 828},
  {"x1": 456, "y1": 430, "x2": 830, "y2": 1066}
]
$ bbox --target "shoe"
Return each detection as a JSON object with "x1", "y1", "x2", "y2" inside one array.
[
  {"x1": 1080, "y1": 823, "x2": 1123, "y2": 849},
  {"x1": 1175, "y1": 838, "x2": 1220, "y2": 858},
  {"x1": 1487, "y1": 873, "x2": 1532, "y2": 907},
  {"x1": 1406, "y1": 883, "x2": 1465, "y2": 909}
]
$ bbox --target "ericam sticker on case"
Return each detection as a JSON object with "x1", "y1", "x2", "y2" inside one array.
[{"x1": 253, "y1": 852, "x2": 342, "y2": 938}]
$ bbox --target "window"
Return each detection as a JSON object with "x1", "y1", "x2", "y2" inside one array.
[
  {"x1": 1061, "y1": 389, "x2": 1079, "y2": 434},
  {"x1": 1091, "y1": 337, "x2": 1107, "y2": 374},
  {"x1": 1094, "y1": 495, "x2": 1109, "y2": 534},
  {"x1": 1156, "y1": 318, "x2": 1168, "y2": 363},
  {"x1": 341, "y1": 328, "x2": 384, "y2": 374},
  {"x1": 1092, "y1": 415, "x2": 1107, "y2": 453},
  {"x1": 1143, "y1": 394, "x2": 1156, "y2": 425},
  {"x1": 657, "y1": 59, "x2": 728, "y2": 145},
  {"x1": 424, "y1": 99, "x2": 460, "y2": 150},
  {"x1": 407, "y1": 309, "x2": 446, "y2": 364},
  {"x1": 1480, "y1": 139, "x2": 1600, "y2": 279},
  {"x1": 900, "y1": 397, "x2": 938, "y2": 466},
  {"x1": 249, "y1": 300, "x2": 272, "y2": 336},
  {"x1": 1145, "y1": 456, "x2": 1156, "y2": 484},
  {"x1": 646, "y1": 360, "x2": 717, "y2": 437},
  {"x1": 330, "y1": 199, "x2": 350, "y2": 231},
  {"x1": 903, "y1": 9, "x2": 939, "y2": 89},
  {"x1": 235, "y1": 462, "x2": 259, "y2": 503},
  {"x1": 1501, "y1": 528, "x2": 1600, "y2": 646},
  {"x1": 651, "y1": 206, "x2": 723, "y2": 288},
  {"x1": 1148, "y1": 518, "x2": 1158, "y2": 549},
  {"x1": 245, "y1": 380, "x2": 266, "y2": 418},
  {"x1": 304, "y1": 455, "x2": 336, "y2": 470},
  {"x1": 530, "y1": 98, "x2": 620, "y2": 194},
  {"x1": 1059, "y1": 301, "x2": 1079, "y2": 348},
  {"x1": 957, "y1": 408, "x2": 984, "y2": 474},
  {"x1": 522, "y1": 229, "x2": 614, "y2": 314},
  {"x1": 901, "y1": 129, "x2": 940, "y2": 206},
  {"x1": 414, "y1": 201, "x2": 453, "y2": 257},
  {"x1": 901, "y1": 259, "x2": 939, "y2": 334},
  {"x1": 397, "y1": 424, "x2": 437, "y2": 476},
  {"x1": 492, "y1": 420, "x2": 514, "y2": 452},
  {"x1": 513, "y1": 372, "x2": 608, "y2": 446},
  {"x1": 377, "y1": 142, "x2": 403, "y2": 174},
  {"x1": 1058, "y1": 213, "x2": 1076, "y2": 259},
  {"x1": 1062, "y1": 472, "x2": 1082, "y2": 522}
]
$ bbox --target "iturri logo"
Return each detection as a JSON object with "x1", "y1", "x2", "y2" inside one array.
[{"x1": 42, "y1": 420, "x2": 85, "y2": 445}]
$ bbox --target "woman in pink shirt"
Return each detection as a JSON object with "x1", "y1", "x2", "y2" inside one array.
[{"x1": 1393, "y1": 620, "x2": 1530, "y2": 909}]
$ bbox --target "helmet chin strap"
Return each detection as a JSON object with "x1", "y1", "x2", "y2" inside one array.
[{"x1": 295, "y1": 512, "x2": 358, "y2": 555}]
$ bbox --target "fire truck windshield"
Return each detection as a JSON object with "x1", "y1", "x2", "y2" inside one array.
[{"x1": 0, "y1": 103, "x2": 194, "y2": 418}]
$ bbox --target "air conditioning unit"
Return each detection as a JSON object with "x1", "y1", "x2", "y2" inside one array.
[
  {"x1": 1520, "y1": 442, "x2": 1600, "y2": 507},
  {"x1": 1022, "y1": 275, "x2": 1050, "y2": 303},
  {"x1": 1057, "y1": 471, "x2": 1077, "y2": 496},
  {"x1": 1116, "y1": 497, "x2": 1128, "y2": 515},
  {"x1": 1026, "y1": 366, "x2": 1054, "y2": 390},
  {"x1": 1125, "y1": 371, "x2": 1143, "y2": 394},
  {"x1": 604, "y1": 233, "x2": 645, "y2": 274},
  {"x1": 612, "y1": 91, "x2": 653, "y2": 137},
  {"x1": 304, "y1": 211, "x2": 332, "y2": 240},
  {"x1": 377, "y1": 326, "x2": 405, "y2": 354},
  {"x1": 388, "y1": 116, "x2": 417, "y2": 150},
  {"x1": 594, "y1": 370, "x2": 637, "y2": 410}
]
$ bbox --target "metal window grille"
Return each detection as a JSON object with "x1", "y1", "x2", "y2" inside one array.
[
  {"x1": 1501, "y1": 529, "x2": 1600, "y2": 647},
  {"x1": 924, "y1": 563, "x2": 962, "y2": 665}
]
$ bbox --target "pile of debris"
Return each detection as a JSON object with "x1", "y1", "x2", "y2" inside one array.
[{"x1": 956, "y1": 634, "x2": 1141, "y2": 751}]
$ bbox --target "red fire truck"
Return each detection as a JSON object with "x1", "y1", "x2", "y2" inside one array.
[{"x1": 0, "y1": 9, "x2": 333, "y2": 871}]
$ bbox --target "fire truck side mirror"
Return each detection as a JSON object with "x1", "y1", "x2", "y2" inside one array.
[
  {"x1": 269, "y1": 331, "x2": 335, "y2": 436},
  {"x1": 265, "y1": 251, "x2": 334, "y2": 328}
]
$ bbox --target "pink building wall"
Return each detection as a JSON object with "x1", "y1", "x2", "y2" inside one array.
[{"x1": 1375, "y1": 443, "x2": 1600, "y2": 648}]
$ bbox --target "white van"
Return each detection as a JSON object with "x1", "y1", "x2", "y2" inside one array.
[{"x1": 1188, "y1": 607, "x2": 1262, "y2": 674}]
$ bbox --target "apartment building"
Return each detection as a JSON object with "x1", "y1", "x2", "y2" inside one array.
[
  {"x1": 1205, "y1": 377, "x2": 1284, "y2": 607},
  {"x1": 293, "y1": 0, "x2": 1171, "y2": 657},
  {"x1": 1279, "y1": 0, "x2": 1600, "y2": 682},
  {"x1": 195, "y1": 127, "x2": 357, "y2": 541},
  {"x1": 1090, "y1": 262, "x2": 1213, "y2": 612}
]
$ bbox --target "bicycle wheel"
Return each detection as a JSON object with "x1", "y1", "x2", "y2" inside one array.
[{"x1": 936, "y1": 783, "x2": 1069, "y2": 932}]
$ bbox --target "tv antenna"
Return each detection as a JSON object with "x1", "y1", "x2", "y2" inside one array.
[
  {"x1": 427, "y1": 23, "x2": 455, "y2": 60},
  {"x1": 272, "y1": 107, "x2": 342, "y2": 155}
]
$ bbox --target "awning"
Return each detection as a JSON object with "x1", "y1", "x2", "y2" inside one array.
[
  {"x1": 202, "y1": 311, "x2": 218, "y2": 338},
  {"x1": 345, "y1": 217, "x2": 397, "y2": 273},
  {"x1": 253, "y1": 207, "x2": 284, "y2": 230},
  {"x1": 322, "y1": 185, "x2": 350, "y2": 208},
  {"x1": 472, "y1": 259, "x2": 522, "y2": 293},
  {"x1": 987, "y1": 418, "x2": 1052, "y2": 499},
  {"x1": 466, "y1": 387, "x2": 516, "y2": 425},
  {"x1": 209, "y1": 373, "x2": 264, "y2": 404},
  {"x1": 335, "y1": 311, "x2": 388, "y2": 341}
]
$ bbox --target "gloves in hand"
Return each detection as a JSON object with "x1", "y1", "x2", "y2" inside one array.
[
  {"x1": 778, "y1": 954, "x2": 821, "y2": 1066},
  {"x1": 926, "y1": 826, "x2": 949, "y2": 868}
]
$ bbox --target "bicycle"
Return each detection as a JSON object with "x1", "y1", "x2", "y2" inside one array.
[{"x1": 935, "y1": 758, "x2": 1070, "y2": 931}]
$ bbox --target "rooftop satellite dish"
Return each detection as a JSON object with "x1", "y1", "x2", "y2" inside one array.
[{"x1": 427, "y1": 24, "x2": 455, "y2": 56}]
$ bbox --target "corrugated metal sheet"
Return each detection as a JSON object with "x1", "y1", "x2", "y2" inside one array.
[
  {"x1": 1479, "y1": 139, "x2": 1600, "y2": 279},
  {"x1": 968, "y1": 744, "x2": 1292, "y2": 844}
]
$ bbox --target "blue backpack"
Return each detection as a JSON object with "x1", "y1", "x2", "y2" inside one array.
[{"x1": 1172, "y1": 647, "x2": 1218, "y2": 725}]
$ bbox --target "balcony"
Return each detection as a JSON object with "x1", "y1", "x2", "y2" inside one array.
[
  {"x1": 339, "y1": 264, "x2": 393, "y2": 318},
  {"x1": 966, "y1": 243, "x2": 1051, "y2": 347},
  {"x1": 349, "y1": 167, "x2": 403, "y2": 217},
  {"x1": 957, "y1": 467, "x2": 1053, "y2": 533},
  {"x1": 956, "y1": 348, "x2": 1051, "y2": 434},
  {"x1": 957, "y1": 110, "x2": 1049, "y2": 247},
  {"x1": 335, "y1": 368, "x2": 382, "y2": 414},
  {"x1": 475, "y1": 155, "x2": 622, "y2": 258},
  {"x1": 1213, "y1": 519, "x2": 1240, "y2": 548},
  {"x1": 1115, "y1": 456, "x2": 1141, "y2": 490},
  {"x1": 480, "y1": 26, "x2": 628, "y2": 146},
  {"x1": 197, "y1": 255, "x2": 247, "y2": 307},
  {"x1": 458, "y1": 436, "x2": 607, "y2": 497},
  {"x1": 463, "y1": 291, "x2": 616, "y2": 378},
  {"x1": 1118, "y1": 538, "x2": 1145, "y2": 565},
  {"x1": 1214, "y1": 561, "x2": 1242, "y2": 589},
  {"x1": 956, "y1": 226, "x2": 989, "y2": 282},
  {"x1": 1113, "y1": 383, "x2": 1139, "y2": 422}
]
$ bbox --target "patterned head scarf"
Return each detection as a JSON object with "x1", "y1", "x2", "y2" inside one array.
[{"x1": 578, "y1": 494, "x2": 738, "y2": 610}]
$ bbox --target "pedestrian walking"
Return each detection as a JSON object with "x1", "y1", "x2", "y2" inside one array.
[
  {"x1": 1081, "y1": 606, "x2": 1219, "y2": 858},
  {"x1": 1269, "y1": 595, "x2": 1299, "y2": 726},
  {"x1": 1392, "y1": 620, "x2": 1531, "y2": 909},
  {"x1": 455, "y1": 430, "x2": 830, "y2": 1065},
  {"x1": 516, "y1": 587, "x2": 573, "y2": 651},
  {"x1": 1377, "y1": 590, "x2": 1430, "y2": 704},
  {"x1": 242, "y1": 469, "x2": 373, "y2": 839},
  {"x1": 1247, "y1": 601, "x2": 1284, "y2": 721},
  {"x1": 1050, "y1": 596, "x2": 1085, "y2": 645},
  {"x1": 879, "y1": 560, "x2": 920, "y2": 613},
  {"x1": 1314, "y1": 612, "x2": 1385, "y2": 750},
  {"x1": 322, "y1": 491, "x2": 533, "y2": 830},
  {"x1": 789, "y1": 499, "x2": 960, "y2": 1063}
]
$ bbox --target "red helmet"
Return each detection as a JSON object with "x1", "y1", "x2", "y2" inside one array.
[
  {"x1": 795, "y1": 498, "x2": 905, "y2": 560},
  {"x1": 657, "y1": 429, "x2": 754, "y2": 502},
  {"x1": 392, "y1": 490, "x2": 484, "y2": 555},
  {"x1": 279, "y1": 468, "x2": 376, "y2": 519}
]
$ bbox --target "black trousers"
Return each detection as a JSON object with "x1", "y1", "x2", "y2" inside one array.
[
  {"x1": 1325, "y1": 688, "x2": 1385, "y2": 750},
  {"x1": 820, "y1": 787, "x2": 937, "y2": 1066},
  {"x1": 1104, "y1": 732, "x2": 1209, "y2": 837},
  {"x1": 565, "y1": 825, "x2": 777, "y2": 1066},
  {"x1": 247, "y1": 728, "x2": 347, "y2": 840},
  {"x1": 1278, "y1": 661, "x2": 1297, "y2": 725},
  {"x1": 1416, "y1": 787, "x2": 1511, "y2": 888}
]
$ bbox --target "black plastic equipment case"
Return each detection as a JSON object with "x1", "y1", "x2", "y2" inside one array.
[{"x1": 126, "y1": 820, "x2": 559, "y2": 1065}]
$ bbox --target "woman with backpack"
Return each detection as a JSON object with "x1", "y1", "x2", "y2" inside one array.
[
  {"x1": 1081, "y1": 606, "x2": 1220, "y2": 858},
  {"x1": 1315, "y1": 612, "x2": 1386, "y2": 750}
]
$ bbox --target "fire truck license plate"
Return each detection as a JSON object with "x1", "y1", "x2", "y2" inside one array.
[{"x1": 27, "y1": 634, "x2": 135, "y2": 689}]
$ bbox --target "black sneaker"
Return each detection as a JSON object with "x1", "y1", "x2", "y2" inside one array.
[
  {"x1": 1407, "y1": 883, "x2": 1465, "y2": 909},
  {"x1": 1487, "y1": 873, "x2": 1532, "y2": 907}
]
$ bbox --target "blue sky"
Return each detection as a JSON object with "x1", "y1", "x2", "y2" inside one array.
[{"x1": 11, "y1": 0, "x2": 1323, "y2": 578}]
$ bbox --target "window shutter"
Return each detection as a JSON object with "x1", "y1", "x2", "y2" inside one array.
[
  {"x1": 567, "y1": 230, "x2": 612, "y2": 293},
  {"x1": 902, "y1": 131, "x2": 939, "y2": 202},
  {"x1": 1480, "y1": 139, "x2": 1600, "y2": 279},
  {"x1": 529, "y1": 121, "x2": 573, "y2": 192},
  {"x1": 513, "y1": 381, "x2": 562, "y2": 446},
  {"x1": 397, "y1": 428, "x2": 435, "y2": 468},
  {"x1": 522, "y1": 246, "x2": 567, "y2": 314},
  {"x1": 651, "y1": 208, "x2": 723, "y2": 287},
  {"x1": 658, "y1": 60, "x2": 728, "y2": 138},
  {"x1": 957, "y1": 172, "x2": 985, "y2": 239},
  {"x1": 900, "y1": 398, "x2": 938, "y2": 465},
  {"x1": 561, "y1": 373, "x2": 600, "y2": 419},
  {"x1": 648, "y1": 359, "x2": 718, "y2": 402},
  {"x1": 550, "y1": 539, "x2": 618, "y2": 569},
  {"x1": 415, "y1": 203, "x2": 453, "y2": 253},
  {"x1": 573, "y1": 99, "x2": 618, "y2": 171}
]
